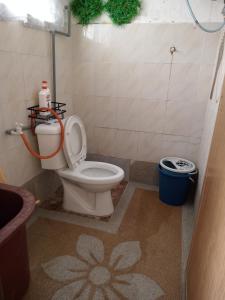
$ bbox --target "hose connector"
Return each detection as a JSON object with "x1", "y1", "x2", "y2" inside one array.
[{"x1": 11, "y1": 123, "x2": 24, "y2": 135}]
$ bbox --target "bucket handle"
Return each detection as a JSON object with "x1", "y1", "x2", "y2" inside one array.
[
  {"x1": 189, "y1": 169, "x2": 198, "y2": 183},
  {"x1": 189, "y1": 177, "x2": 195, "y2": 183}
]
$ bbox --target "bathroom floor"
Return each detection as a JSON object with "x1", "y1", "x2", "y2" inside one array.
[{"x1": 24, "y1": 187, "x2": 183, "y2": 299}]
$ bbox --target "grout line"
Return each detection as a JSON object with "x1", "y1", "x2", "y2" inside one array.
[
  {"x1": 95, "y1": 126, "x2": 202, "y2": 143},
  {"x1": 165, "y1": 52, "x2": 174, "y2": 102}
]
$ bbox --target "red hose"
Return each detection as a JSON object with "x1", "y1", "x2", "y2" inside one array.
[
  {"x1": 20, "y1": 107, "x2": 64, "y2": 160},
  {"x1": 30, "y1": 112, "x2": 36, "y2": 136}
]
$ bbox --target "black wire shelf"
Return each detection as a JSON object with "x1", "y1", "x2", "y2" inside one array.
[{"x1": 27, "y1": 102, "x2": 66, "y2": 122}]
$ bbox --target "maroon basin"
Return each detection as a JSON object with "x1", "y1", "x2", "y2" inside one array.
[{"x1": 0, "y1": 183, "x2": 35, "y2": 300}]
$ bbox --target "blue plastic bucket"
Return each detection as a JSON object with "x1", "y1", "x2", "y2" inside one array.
[{"x1": 159, "y1": 164, "x2": 193, "y2": 206}]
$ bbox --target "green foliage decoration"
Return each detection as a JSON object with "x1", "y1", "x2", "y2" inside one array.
[
  {"x1": 104, "y1": 0, "x2": 141, "y2": 25},
  {"x1": 70, "y1": 0, "x2": 104, "y2": 25}
]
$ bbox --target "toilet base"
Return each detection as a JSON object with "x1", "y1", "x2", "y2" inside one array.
[{"x1": 60, "y1": 178, "x2": 114, "y2": 217}]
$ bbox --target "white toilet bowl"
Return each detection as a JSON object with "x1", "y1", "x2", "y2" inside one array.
[
  {"x1": 36, "y1": 115, "x2": 124, "y2": 217},
  {"x1": 58, "y1": 161, "x2": 124, "y2": 216}
]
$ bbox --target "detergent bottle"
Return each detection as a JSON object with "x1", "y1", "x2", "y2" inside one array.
[{"x1": 39, "y1": 80, "x2": 51, "y2": 116}]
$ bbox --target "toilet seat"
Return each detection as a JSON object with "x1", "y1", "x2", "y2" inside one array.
[
  {"x1": 63, "y1": 115, "x2": 87, "y2": 169},
  {"x1": 62, "y1": 115, "x2": 124, "y2": 186},
  {"x1": 58, "y1": 161, "x2": 124, "y2": 185}
]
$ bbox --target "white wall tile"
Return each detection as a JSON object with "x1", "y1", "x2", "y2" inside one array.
[
  {"x1": 162, "y1": 135, "x2": 200, "y2": 163},
  {"x1": 0, "y1": 22, "x2": 74, "y2": 186},
  {"x1": 201, "y1": 31, "x2": 221, "y2": 64},
  {"x1": 73, "y1": 95, "x2": 96, "y2": 127},
  {"x1": 116, "y1": 98, "x2": 138, "y2": 131},
  {"x1": 56, "y1": 34, "x2": 73, "y2": 60},
  {"x1": 94, "y1": 63, "x2": 119, "y2": 97},
  {"x1": 71, "y1": 22, "x2": 219, "y2": 164},
  {"x1": 165, "y1": 100, "x2": 206, "y2": 138},
  {"x1": 73, "y1": 63, "x2": 95, "y2": 96},
  {"x1": 63, "y1": 96, "x2": 74, "y2": 117},
  {"x1": 171, "y1": 25, "x2": 205, "y2": 64},
  {"x1": 2, "y1": 144, "x2": 41, "y2": 186},
  {"x1": 114, "y1": 130, "x2": 139, "y2": 160},
  {"x1": 0, "y1": 22, "x2": 51, "y2": 57},
  {"x1": 140, "y1": 63, "x2": 170, "y2": 100},
  {"x1": 56, "y1": 58, "x2": 73, "y2": 99},
  {"x1": 136, "y1": 99, "x2": 166, "y2": 133},
  {"x1": 22, "y1": 55, "x2": 52, "y2": 102},
  {"x1": 117, "y1": 64, "x2": 141, "y2": 98},
  {"x1": 72, "y1": 25, "x2": 113, "y2": 63},
  {"x1": 85, "y1": 126, "x2": 98, "y2": 154},
  {"x1": 111, "y1": 24, "x2": 148, "y2": 63},
  {"x1": 94, "y1": 127, "x2": 117, "y2": 156},
  {"x1": 0, "y1": 22, "x2": 24, "y2": 52},
  {"x1": 0, "y1": 51, "x2": 25, "y2": 103},
  {"x1": 197, "y1": 64, "x2": 214, "y2": 102},
  {"x1": 0, "y1": 99, "x2": 27, "y2": 152},
  {"x1": 137, "y1": 132, "x2": 164, "y2": 162},
  {"x1": 168, "y1": 63, "x2": 200, "y2": 102},
  {"x1": 95, "y1": 97, "x2": 117, "y2": 128},
  {"x1": 138, "y1": 24, "x2": 173, "y2": 63},
  {"x1": 19, "y1": 27, "x2": 51, "y2": 57}
]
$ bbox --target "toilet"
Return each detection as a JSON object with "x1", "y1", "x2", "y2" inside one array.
[{"x1": 35, "y1": 115, "x2": 124, "y2": 217}]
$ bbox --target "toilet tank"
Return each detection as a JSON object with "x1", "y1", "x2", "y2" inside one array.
[{"x1": 35, "y1": 121, "x2": 67, "y2": 170}]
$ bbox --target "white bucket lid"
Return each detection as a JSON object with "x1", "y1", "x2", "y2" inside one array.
[{"x1": 160, "y1": 157, "x2": 196, "y2": 173}]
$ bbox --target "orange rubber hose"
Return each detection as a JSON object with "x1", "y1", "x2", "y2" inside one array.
[
  {"x1": 30, "y1": 112, "x2": 37, "y2": 136},
  {"x1": 20, "y1": 107, "x2": 64, "y2": 160}
]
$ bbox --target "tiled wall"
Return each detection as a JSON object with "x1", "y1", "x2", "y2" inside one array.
[
  {"x1": 0, "y1": 1, "x2": 222, "y2": 187},
  {"x1": 195, "y1": 33, "x2": 225, "y2": 212},
  {"x1": 0, "y1": 21, "x2": 73, "y2": 186},
  {"x1": 72, "y1": 23, "x2": 220, "y2": 164}
]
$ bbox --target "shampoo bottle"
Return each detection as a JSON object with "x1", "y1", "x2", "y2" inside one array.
[{"x1": 39, "y1": 81, "x2": 52, "y2": 116}]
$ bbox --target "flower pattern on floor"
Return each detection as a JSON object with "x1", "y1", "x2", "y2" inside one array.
[{"x1": 42, "y1": 234, "x2": 164, "y2": 299}]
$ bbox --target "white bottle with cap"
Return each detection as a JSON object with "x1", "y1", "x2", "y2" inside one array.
[{"x1": 39, "y1": 81, "x2": 52, "y2": 116}]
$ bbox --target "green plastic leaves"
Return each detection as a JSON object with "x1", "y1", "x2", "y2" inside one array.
[
  {"x1": 70, "y1": 0, "x2": 104, "y2": 25},
  {"x1": 70, "y1": 0, "x2": 141, "y2": 26},
  {"x1": 105, "y1": 0, "x2": 141, "y2": 25}
]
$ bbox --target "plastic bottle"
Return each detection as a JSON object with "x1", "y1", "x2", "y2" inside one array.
[{"x1": 39, "y1": 81, "x2": 52, "y2": 116}]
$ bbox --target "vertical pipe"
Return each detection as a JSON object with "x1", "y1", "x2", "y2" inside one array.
[
  {"x1": 210, "y1": 33, "x2": 225, "y2": 100},
  {"x1": 51, "y1": 6, "x2": 71, "y2": 107},
  {"x1": 67, "y1": 7, "x2": 71, "y2": 37},
  {"x1": 51, "y1": 31, "x2": 56, "y2": 105}
]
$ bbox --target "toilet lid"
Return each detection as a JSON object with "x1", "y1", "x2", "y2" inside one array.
[{"x1": 63, "y1": 115, "x2": 87, "y2": 169}]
